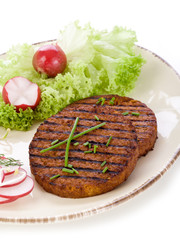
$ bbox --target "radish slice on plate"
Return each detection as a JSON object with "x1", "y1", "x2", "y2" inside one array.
[
  {"x1": 2, "y1": 76, "x2": 41, "y2": 112},
  {"x1": 0, "y1": 168, "x2": 5, "y2": 183},
  {"x1": 0, "y1": 175, "x2": 34, "y2": 199},
  {"x1": 0, "y1": 168, "x2": 27, "y2": 187},
  {"x1": 0, "y1": 196, "x2": 17, "y2": 204},
  {"x1": 1, "y1": 166, "x2": 20, "y2": 176}
]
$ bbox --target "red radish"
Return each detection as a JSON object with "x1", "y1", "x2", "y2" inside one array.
[
  {"x1": 32, "y1": 44, "x2": 67, "y2": 77},
  {"x1": 0, "y1": 196, "x2": 17, "y2": 204},
  {"x1": 0, "y1": 168, "x2": 5, "y2": 184},
  {"x1": 0, "y1": 175, "x2": 34, "y2": 199},
  {"x1": 0, "y1": 168, "x2": 27, "y2": 188},
  {"x1": 2, "y1": 76, "x2": 41, "y2": 112},
  {"x1": 1, "y1": 166, "x2": 20, "y2": 176}
]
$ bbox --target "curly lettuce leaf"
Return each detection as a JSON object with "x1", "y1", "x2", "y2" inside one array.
[{"x1": 0, "y1": 22, "x2": 145, "y2": 131}]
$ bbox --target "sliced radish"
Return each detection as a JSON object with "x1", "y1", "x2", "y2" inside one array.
[
  {"x1": 0, "y1": 196, "x2": 18, "y2": 204},
  {"x1": 0, "y1": 168, "x2": 27, "y2": 188},
  {"x1": 0, "y1": 168, "x2": 5, "y2": 184},
  {"x1": 1, "y1": 166, "x2": 20, "y2": 176},
  {"x1": 2, "y1": 76, "x2": 41, "y2": 112},
  {"x1": 0, "y1": 175, "x2": 34, "y2": 199}
]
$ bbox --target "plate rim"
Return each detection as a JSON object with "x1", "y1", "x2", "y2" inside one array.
[{"x1": 0, "y1": 44, "x2": 180, "y2": 224}]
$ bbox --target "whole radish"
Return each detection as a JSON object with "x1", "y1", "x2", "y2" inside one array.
[{"x1": 32, "y1": 44, "x2": 67, "y2": 77}]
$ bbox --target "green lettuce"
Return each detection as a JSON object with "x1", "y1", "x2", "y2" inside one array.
[{"x1": 0, "y1": 22, "x2": 145, "y2": 131}]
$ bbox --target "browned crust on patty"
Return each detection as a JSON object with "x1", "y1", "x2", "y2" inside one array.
[
  {"x1": 68, "y1": 95, "x2": 157, "y2": 157},
  {"x1": 29, "y1": 96, "x2": 139, "y2": 198}
]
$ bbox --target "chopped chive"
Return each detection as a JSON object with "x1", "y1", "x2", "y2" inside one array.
[
  {"x1": 96, "y1": 98, "x2": 102, "y2": 104},
  {"x1": 84, "y1": 150, "x2": 93, "y2": 154},
  {"x1": 73, "y1": 142, "x2": 79, "y2": 146},
  {"x1": 131, "y1": 112, "x2": 140, "y2": 116},
  {"x1": 101, "y1": 160, "x2": 106, "y2": 167},
  {"x1": 93, "y1": 145, "x2": 98, "y2": 153},
  {"x1": 88, "y1": 143, "x2": 91, "y2": 149},
  {"x1": 62, "y1": 168, "x2": 74, "y2": 174},
  {"x1": 106, "y1": 136, "x2": 112, "y2": 147},
  {"x1": 83, "y1": 141, "x2": 89, "y2": 146},
  {"x1": 50, "y1": 174, "x2": 60, "y2": 180},
  {"x1": 109, "y1": 97, "x2": 115, "y2": 105},
  {"x1": 96, "y1": 97, "x2": 106, "y2": 105},
  {"x1": 51, "y1": 139, "x2": 59, "y2": 145},
  {"x1": 40, "y1": 122, "x2": 106, "y2": 153},
  {"x1": 101, "y1": 98, "x2": 105, "y2": 106},
  {"x1": 94, "y1": 115, "x2": 99, "y2": 121},
  {"x1": 67, "y1": 164, "x2": 73, "y2": 168},
  {"x1": 65, "y1": 117, "x2": 79, "y2": 167},
  {"x1": 102, "y1": 167, "x2": 108, "y2": 173},
  {"x1": 72, "y1": 168, "x2": 79, "y2": 174},
  {"x1": 122, "y1": 111, "x2": 129, "y2": 116}
]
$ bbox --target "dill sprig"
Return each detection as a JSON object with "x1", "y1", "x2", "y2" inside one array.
[{"x1": 0, "y1": 154, "x2": 23, "y2": 166}]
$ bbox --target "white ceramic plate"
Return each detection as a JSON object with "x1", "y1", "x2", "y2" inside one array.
[{"x1": 0, "y1": 45, "x2": 180, "y2": 224}]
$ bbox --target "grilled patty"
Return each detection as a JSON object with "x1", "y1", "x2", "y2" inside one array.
[
  {"x1": 68, "y1": 95, "x2": 157, "y2": 157},
  {"x1": 29, "y1": 97, "x2": 139, "y2": 198}
]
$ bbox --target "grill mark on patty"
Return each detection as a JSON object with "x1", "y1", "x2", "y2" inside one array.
[
  {"x1": 51, "y1": 115, "x2": 156, "y2": 125},
  {"x1": 62, "y1": 108, "x2": 155, "y2": 120},
  {"x1": 31, "y1": 138, "x2": 137, "y2": 149},
  {"x1": 73, "y1": 102, "x2": 146, "y2": 108},
  {"x1": 43, "y1": 120, "x2": 134, "y2": 132},
  {"x1": 29, "y1": 154, "x2": 128, "y2": 166},
  {"x1": 37, "y1": 129, "x2": 135, "y2": 137},
  {"x1": 36, "y1": 120, "x2": 138, "y2": 141},
  {"x1": 67, "y1": 103, "x2": 155, "y2": 114},
  {"x1": 51, "y1": 115, "x2": 131, "y2": 124},
  {"x1": 46, "y1": 175, "x2": 108, "y2": 183},
  {"x1": 31, "y1": 163, "x2": 120, "y2": 174},
  {"x1": 42, "y1": 121, "x2": 154, "y2": 134},
  {"x1": 29, "y1": 147, "x2": 131, "y2": 158},
  {"x1": 65, "y1": 108, "x2": 154, "y2": 116}
]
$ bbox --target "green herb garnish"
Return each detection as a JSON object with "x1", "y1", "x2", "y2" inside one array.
[
  {"x1": 94, "y1": 115, "x2": 99, "y2": 121},
  {"x1": 62, "y1": 168, "x2": 74, "y2": 174},
  {"x1": 0, "y1": 154, "x2": 23, "y2": 166},
  {"x1": 73, "y1": 142, "x2": 79, "y2": 146},
  {"x1": 72, "y1": 168, "x2": 79, "y2": 174},
  {"x1": 93, "y1": 145, "x2": 98, "y2": 153},
  {"x1": 96, "y1": 97, "x2": 103, "y2": 104},
  {"x1": 84, "y1": 150, "x2": 93, "y2": 154},
  {"x1": 101, "y1": 98, "x2": 105, "y2": 106},
  {"x1": 109, "y1": 97, "x2": 115, "y2": 105},
  {"x1": 51, "y1": 139, "x2": 59, "y2": 145},
  {"x1": 83, "y1": 141, "x2": 89, "y2": 146},
  {"x1": 102, "y1": 167, "x2": 108, "y2": 173},
  {"x1": 131, "y1": 112, "x2": 140, "y2": 116},
  {"x1": 101, "y1": 160, "x2": 107, "y2": 167},
  {"x1": 62, "y1": 165, "x2": 79, "y2": 174},
  {"x1": 122, "y1": 111, "x2": 129, "y2": 116},
  {"x1": 67, "y1": 164, "x2": 73, "y2": 168},
  {"x1": 65, "y1": 117, "x2": 79, "y2": 167},
  {"x1": 50, "y1": 174, "x2": 60, "y2": 180},
  {"x1": 40, "y1": 122, "x2": 106, "y2": 153},
  {"x1": 96, "y1": 97, "x2": 106, "y2": 105},
  {"x1": 106, "y1": 136, "x2": 112, "y2": 147}
]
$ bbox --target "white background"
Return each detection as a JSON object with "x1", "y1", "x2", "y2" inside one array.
[{"x1": 0, "y1": 0, "x2": 180, "y2": 239}]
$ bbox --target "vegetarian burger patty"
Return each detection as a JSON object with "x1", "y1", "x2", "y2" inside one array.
[
  {"x1": 68, "y1": 95, "x2": 157, "y2": 157},
  {"x1": 29, "y1": 97, "x2": 139, "y2": 198}
]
